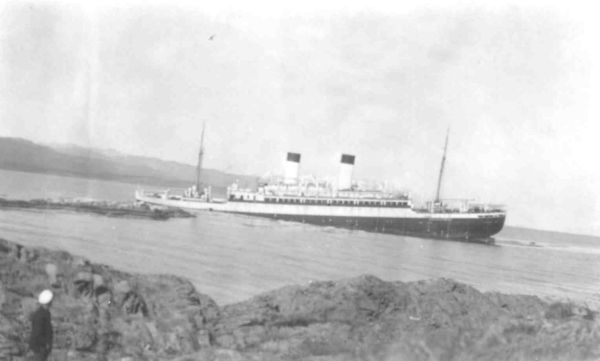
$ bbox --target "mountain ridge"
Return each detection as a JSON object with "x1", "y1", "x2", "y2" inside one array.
[{"x1": 0, "y1": 137, "x2": 256, "y2": 189}]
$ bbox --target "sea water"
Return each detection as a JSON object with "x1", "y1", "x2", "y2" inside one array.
[{"x1": 0, "y1": 169, "x2": 599, "y2": 306}]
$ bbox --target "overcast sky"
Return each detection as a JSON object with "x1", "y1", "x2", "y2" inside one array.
[{"x1": 1, "y1": 1, "x2": 599, "y2": 235}]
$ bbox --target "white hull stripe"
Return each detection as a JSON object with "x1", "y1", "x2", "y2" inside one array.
[{"x1": 136, "y1": 195, "x2": 505, "y2": 220}]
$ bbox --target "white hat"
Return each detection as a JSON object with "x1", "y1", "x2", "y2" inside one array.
[{"x1": 38, "y1": 290, "x2": 53, "y2": 305}]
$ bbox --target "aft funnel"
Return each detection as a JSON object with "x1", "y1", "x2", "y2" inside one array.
[
  {"x1": 338, "y1": 154, "x2": 355, "y2": 190},
  {"x1": 284, "y1": 152, "x2": 301, "y2": 184}
]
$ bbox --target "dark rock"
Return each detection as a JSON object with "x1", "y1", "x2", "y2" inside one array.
[
  {"x1": 1, "y1": 239, "x2": 217, "y2": 360},
  {"x1": 74, "y1": 271, "x2": 95, "y2": 297},
  {"x1": 0, "y1": 238, "x2": 12, "y2": 254},
  {"x1": 0, "y1": 197, "x2": 195, "y2": 220},
  {"x1": 545, "y1": 302, "x2": 575, "y2": 320},
  {"x1": 121, "y1": 291, "x2": 148, "y2": 316},
  {"x1": 1, "y1": 238, "x2": 599, "y2": 361},
  {"x1": 45, "y1": 263, "x2": 59, "y2": 287}
]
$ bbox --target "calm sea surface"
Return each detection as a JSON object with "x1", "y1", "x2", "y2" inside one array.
[{"x1": 1, "y1": 169, "x2": 599, "y2": 307}]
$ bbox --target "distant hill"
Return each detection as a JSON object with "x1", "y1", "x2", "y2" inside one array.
[{"x1": 0, "y1": 137, "x2": 256, "y2": 189}]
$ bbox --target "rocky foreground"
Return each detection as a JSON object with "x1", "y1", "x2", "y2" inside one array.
[
  {"x1": 0, "y1": 238, "x2": 599, "y2": 361},
  {"x1": 0, "y1": 198, "x2": 194, "y2": 220}
]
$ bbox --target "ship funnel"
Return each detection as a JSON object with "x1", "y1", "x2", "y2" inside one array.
[
  {"x1": 338, "y1": 154, "x2": 355, "y2": 190},
  {"x1": 284, "y1": 152, "x2": 301, "y2": 184}
]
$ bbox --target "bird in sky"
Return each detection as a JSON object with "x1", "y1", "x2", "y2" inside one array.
[{"x1": 209, "y1": 34, "x2": 216, "y2": 41}]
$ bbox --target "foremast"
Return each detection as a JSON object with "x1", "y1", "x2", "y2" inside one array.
[
  {"x1": 435, "y1": 128, "x2": 449, "y2": 203},
  {"x1": 196, "y1": 123, "x2": 205, "y2": 196}
]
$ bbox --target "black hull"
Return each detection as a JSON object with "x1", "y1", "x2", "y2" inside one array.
[{"x1": 230, "y1": 212, "x2": 506, "y2": 242}]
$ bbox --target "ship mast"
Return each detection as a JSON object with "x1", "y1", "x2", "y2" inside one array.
[
  {"x1": 196, "y1": 123, "x2": 206, "y2": 196},
  {"x1": 435, "y1": 128, "x2": 449, "y2": 203}
]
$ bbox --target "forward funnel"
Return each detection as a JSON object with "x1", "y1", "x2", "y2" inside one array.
[
  {"x1": 338, "y1": 154, "x2": 355, "y2": 190},
  {"x1": 284, "y1": 152, "x2": 301, "y2": 184}
]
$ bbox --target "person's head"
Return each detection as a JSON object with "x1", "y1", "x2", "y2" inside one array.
[{"x1": 38, "y1": 289, "x2": 53, "y2": 308}]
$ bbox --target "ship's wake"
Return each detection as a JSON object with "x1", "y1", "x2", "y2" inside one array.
[
  {"x1": 497, "y1": 237, "x2": 600, "y2": 255},
  {"x1": 496, "y1": 237, "x2": 543, "y2": 248}
]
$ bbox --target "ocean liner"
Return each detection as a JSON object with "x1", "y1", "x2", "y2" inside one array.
[{"x1": 135, "y1": 130, "x2": 506, "y2": 241}]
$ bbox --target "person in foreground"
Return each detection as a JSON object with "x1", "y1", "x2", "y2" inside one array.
[{"x1": 29, "y1": 289, "x2": 53, "y2": 361}]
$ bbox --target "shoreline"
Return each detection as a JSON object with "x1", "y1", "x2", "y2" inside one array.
[
  {"x1": 1, "y1": 238, "x2": 599, "y2": 361},
  {"x1": 0, "y1": 197, "x2": 194, "y2": 220}
]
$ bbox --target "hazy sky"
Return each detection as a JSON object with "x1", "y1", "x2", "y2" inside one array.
[{"x1": 1, "y1": 1, "x2": 599, "y2": 235}]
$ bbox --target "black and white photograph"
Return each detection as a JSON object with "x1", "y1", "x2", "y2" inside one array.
[{"x1": 1, "y1": 0, "x2": 599, "y2": 360}]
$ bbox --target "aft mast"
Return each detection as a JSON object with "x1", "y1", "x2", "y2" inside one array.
[
  {"x1": 196, "y1": 123, "x2": 206, "y2": 196},
  {"x1": 435, "y1": 128, "x2": 449, "y2": 203}
]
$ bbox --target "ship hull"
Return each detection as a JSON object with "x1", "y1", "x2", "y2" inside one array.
[
  {"x1": 136, "y1": 192, "x2": 505, "y2": 242},
  {"x1": 232, "y1": 212, "x2": 505, "y2": 241}
]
